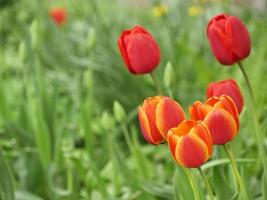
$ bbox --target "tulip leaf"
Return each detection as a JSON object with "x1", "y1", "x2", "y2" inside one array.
[
  {"x1": 141, "y1": 181, "x2": 172, "y2": 199},
  {"x1": 212, "y1": 167, "x2": 233, "y2": 200},
  {"x1": 173, "y1": 166, "x2": 195, "y2": 200},
  {"x1": 202, "y1": 158, "x2": 255, "y2": 170},
  {"x1": 263, "y1": 171, "x2": 267, "y2": 200},
  {"x1": 173, "y1": 168, "x2": 181, "y2": 200},
  {"x1": 15, "y1": 190, "x2": 43, "y2": 200},
  {"x1": 0, "y1": 148, "x2": 15, "y2": 200}
]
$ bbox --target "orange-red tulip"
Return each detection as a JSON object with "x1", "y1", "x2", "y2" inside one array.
[
  {"x1": 49, "y1": 7, "x2": 67, "y2": 26},
  {"x1": 207, "y1": 13, "x2": 250, "y2": 65},
  {"x1": 167, "y1": 120, "x2": 213, "y2": 168},
  {"x1": 207, "y1": 79, "x2": 244, "y2": 114},
  {"x1": 190, "y1": 95, "x2": 239, "y2": 145},
  {"x1": 118, "y1": 26, "x2": 160, "y2": 74},
  {"x1": 138, "y1": 96, "x2": 186, "y2": 144}
]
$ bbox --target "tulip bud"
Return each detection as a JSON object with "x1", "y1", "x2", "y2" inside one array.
[
  {"x1": 113, "y1": 101, "x2": 126, "y2": 123},
  {"x1": 207, "y1": 13, "x2": 250, "y2": 65},
  {"x1": 163, "y1": 61, "x2": 174, "y2": 88},
  {"x1": 49, "y1": 7, "x2": 67, "y2": 26},
  {"x1": 207, "y1": 79, "x2": 244, "y2": 114},
  {"x1": 101, "y1": 112, "x2": 115, "y2": 131},
  {"x1": 167, "y1": 120, "x2": 213, "y2": 168},
  {"x1": 138, "y1": 96, "x2": 186, "y2": 144},
  {"x1": 189, "y1": 95, "x2": 239, "y2": 145},
  {"x1": 118, "y1": 26, "x2": 160, "y2": 74}
]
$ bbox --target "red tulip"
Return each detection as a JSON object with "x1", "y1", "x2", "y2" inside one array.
[
  {"x1": 207, "y1": 13, "x2": 250, "y2": 65},
  {"x1": 49, "y1": 8, "x2": 67, "y2": 26},
  {"x1": 138, "y1": 96, "x2": 186, "y2": 144},
  {"x1": 118, "y1": 26, "x2": 160, "y2": 74},
  {"x1": 190, "y1": 95, "x2": 239, "y2": 145},
  {"x1": 167, "y1": 120, "x2": 213, "y2": 168},
  {"x1": 207, "y1": 79, "x2": 244, "y2": 113}
]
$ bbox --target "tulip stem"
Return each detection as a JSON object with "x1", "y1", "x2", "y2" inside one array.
[
  {"x1": 223, "y1": 144, "x2": 249, "y2": 200},
  {"x1": 183, "y1": 168, "x2": 201, "y2": 200},
  {"x1": 197, "y1": 167, "x2": 215, "y2": 200},
  {"x1": 150, "y1": 72, "x2": 163, "y2": 94},
  {"x1": 238, "y1": 62, "x2": 267, "y2": 179}
]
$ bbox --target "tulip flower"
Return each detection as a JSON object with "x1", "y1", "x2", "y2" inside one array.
[
  {"x1": 207, "y1": 13, "x2": 250, "y2": 65},
  {"x1": 138, "y1": 96, "x2": 186, "y2": 144},
  {"x1": 49, "y1": 7, "x2": 67, "y2": 26},
  {"x1": 207, "y1": 79, "x2": 244, "y2": 114},
  {"x1": 190, "y1": 95, "x2": 239, "y2": 145},
  {"x1": 118, "y1": 26, "x2": 160, "y2": 74},
  {"x1": 167, "y1": 120, "x2": 213, "y2": 168}
]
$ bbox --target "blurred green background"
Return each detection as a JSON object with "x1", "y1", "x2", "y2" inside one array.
[{"x1": 0, "y1": 0, "x2": 267, "y2": 199}]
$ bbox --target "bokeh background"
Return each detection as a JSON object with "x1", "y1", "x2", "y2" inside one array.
[{"x1": 0, "y1": 0, "x2": 267, "y2": 199}]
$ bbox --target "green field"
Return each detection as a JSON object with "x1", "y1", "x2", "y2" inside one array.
[{"x1": 0, "y1": 0, "x2": 267, "y2": 199}]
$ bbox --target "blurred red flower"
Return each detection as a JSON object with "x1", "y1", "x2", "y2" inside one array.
[{"x1": 49, "y1": 7, "x2": 67, "y2": 26}]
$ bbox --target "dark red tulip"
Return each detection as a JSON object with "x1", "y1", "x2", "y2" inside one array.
[
  {"x1": 207, "y1": 13, "x2": 250, "y2": 65},
  {"x1": 207, "y1": 79, "x2": 244, "y2": 114},
  {"x1": 49, "y1": 7, "x2": 67, "y2": 26},
  {"x1": 118, "y1": 26, "x2": 160, "y2": 74}
]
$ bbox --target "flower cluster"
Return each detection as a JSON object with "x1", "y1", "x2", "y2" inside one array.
[
  {"x1": 118, "y1": 13, "x2": 249, "y2": 169},
  {"x1": 118, "y1": 13, "x2": 253, "y2": 199}
]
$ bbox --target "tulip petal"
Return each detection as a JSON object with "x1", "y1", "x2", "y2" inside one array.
[
  {"x1": 207, "y1": 79, "x2": 244, "y2": 113},
  {"x1": 138, "y1": 107, "x2": 164, "y2": 144},
  {"x1": 175, "y1": 133, "x2": 209, "y2": 168},
  {"x1": 227, "y1": 16, "x2": 251, "y2": 60},
  {"x1": 167, "y1": 131, "x2": 180, "y2": 162},
  {"x1": 204, "y1": 109, "x2": 237, "y2": 145},
  {"x1": 207, "y1": 95, "x2": 239, "y2": 130},
  {"x1": 118, "y1": 30, "x2": 133, "y2": 73},
  {"x1": 191, "y1": 122, "x2": 213, "y2": 156},
  {"x1": 207, "y1": 24, "x2": 235, "y2": 65},
  {"x1": 126, "y1": 32, "x2": 160, "y2": 74},
  {"x1": 141, "y1": 96, "x2": 165, "y2": 144},
  {"x1": 156, "y1": 97, "x2": 186, "y2": 139},
  {"x1": 189, "y1": 101, "x2": 212, "y2": 121}
]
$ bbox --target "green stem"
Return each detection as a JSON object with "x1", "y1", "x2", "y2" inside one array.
[
  {"x1": 197, "y1": 168, "x2": 215, "y2": 200},
  {"x1": 238, "y1": 62, "x2": 267, "y2": 178},
  {"x1": 223, "y1": 144, "x2": 249, "y2": 200},
  {"x1": 150, "y1": 71, "x2": 163, "y2": 95},
  {"x1": 183, "y1": 168, "x2": 200, "y2": 200},
  {"x1": 66, "y1": 164, "x2": 73, "y2": 193}
]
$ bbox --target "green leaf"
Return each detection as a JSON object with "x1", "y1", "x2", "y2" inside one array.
[
  {"x1": 173, "y1": 168, "x2": 181, "y2": 200},
  {"x1": 141, "y1": 181, "x2": 172, "y2": 200},
  {"x1": 212, "y1": 167, "x2": 233, "y2": 200},
  {"x1": 173, "y1": 167, "x2": 195, "y2": 200},
  {"x1": 202, "y1": 158, "x2": 255, "y2": 170},
  {"x1": 262, "y1": 171, "x2": 267, "y2": 200},
  {"x1": 15, "y1": 190, "x2": 43, "y2": 200},
  {"x1": 0, "y1": 148, "x2": 15, "y2": 200},
  {"x1": 163, "y1": 61, "x2": 174, "y2": 88}
]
